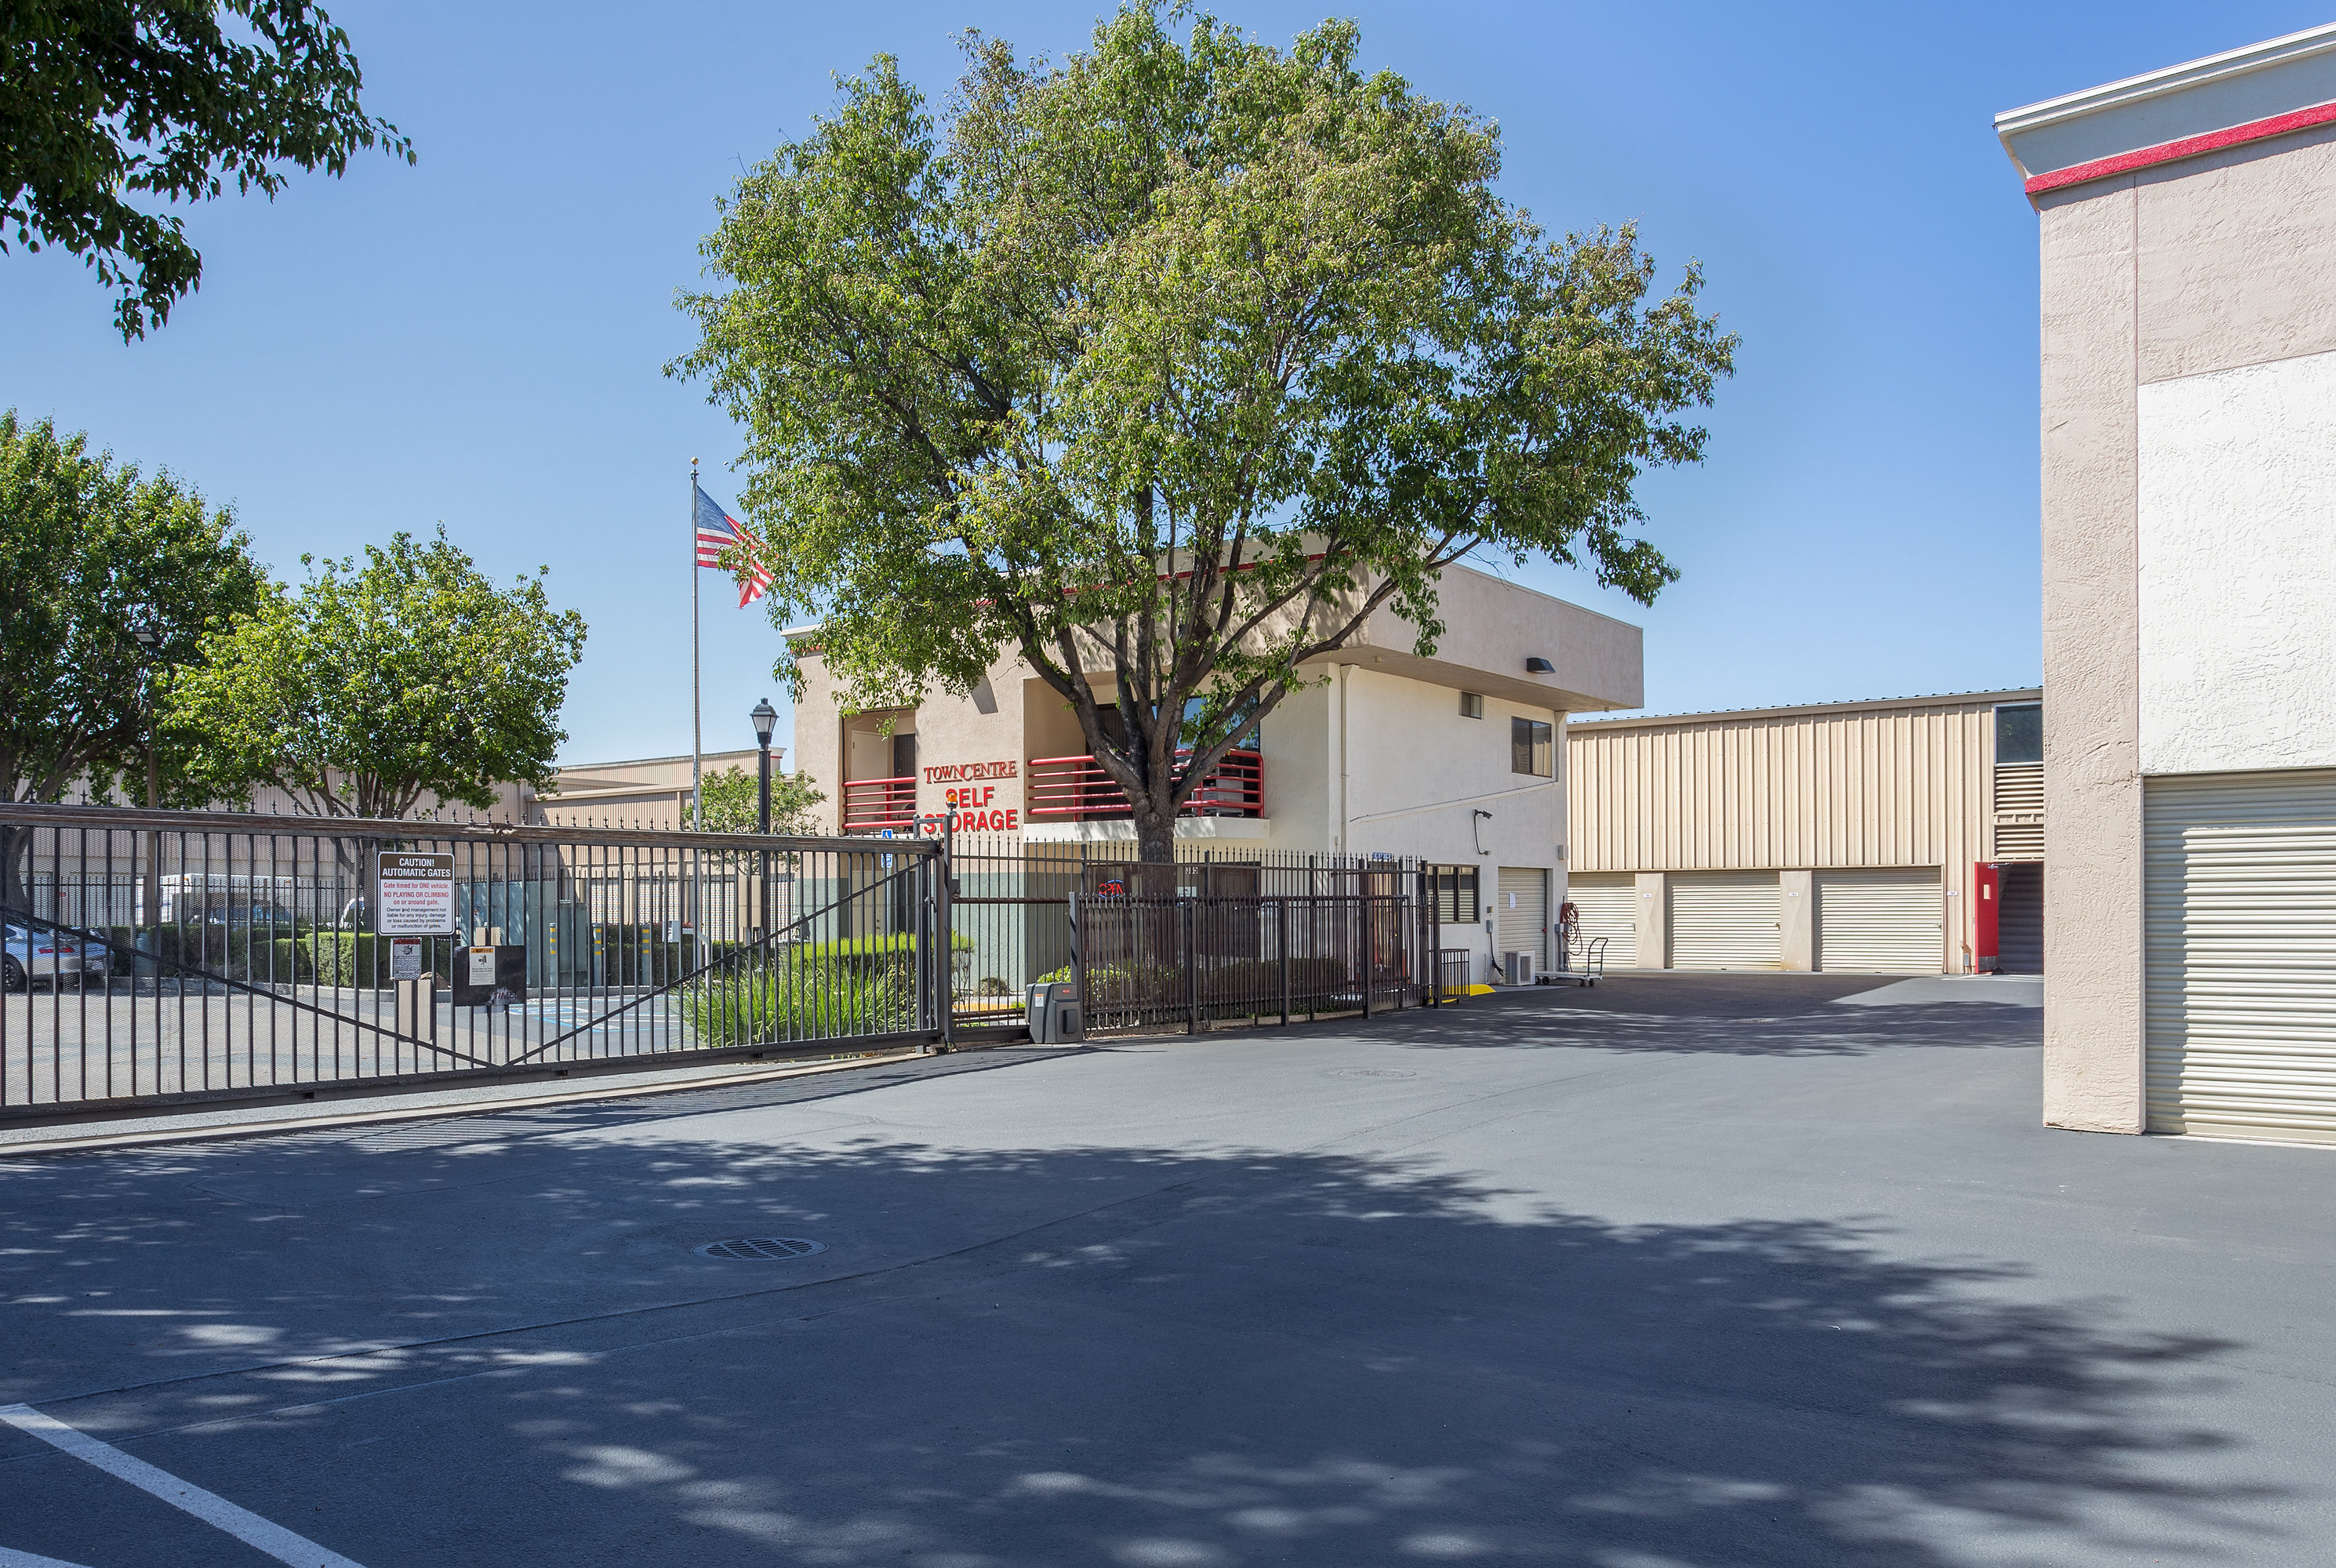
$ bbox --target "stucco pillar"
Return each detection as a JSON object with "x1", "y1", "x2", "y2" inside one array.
[
  {"x1": 2037, "y1": 180, "x2": 2146, "y2": 1134},
  {"x1": 1634, "y1": 872, "x2": 1667, "y2": 969},
  {"x1": 1778, "y1": 869, "x2": 1814, "y2": 971}
]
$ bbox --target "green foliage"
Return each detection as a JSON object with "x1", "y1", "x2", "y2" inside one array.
[
  {"x1": 0, "y1": 410, "x2": 267, "y2": 906},
  {"x1": 671, "y1": 5, "x2": 1735, "y2": 860},
  {"x1": 684, "y1": 947, "x2": 917, "y2": 1046},
  {"x1": 2, "y1": 0, "x2": 415, "y2": 339},
  {"x1": 164, "y1": 527, "x2": 587, "y2": 819},
  {"x1": 692, "y1": 761, "x2": 827, "y2": 835}
]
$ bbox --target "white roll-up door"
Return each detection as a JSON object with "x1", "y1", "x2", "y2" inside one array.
[
  {"x1": 1566, "y1": 873, "x2": 1636, "y2": 968},
  {"x1": 1815, "y1": 868, "x2": 1943, "y2": 972},
  {"x1": 1496, "y1": 867, "x2": 1548, "y2": 973},
  {"x1": 2145, "y1": 771, "x2": 2336, "y2": 1142},
  {"x1": 1666, "y1": 872, "x2": 1782, "y2": 970}
]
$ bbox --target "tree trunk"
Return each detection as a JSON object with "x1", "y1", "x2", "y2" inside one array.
[
  {"x1": 0, "y1": 824, "x2": 28, "y2": 916},
  {"x1": 1134, "y1": 806, "x2": 1176, "y2": 868}
]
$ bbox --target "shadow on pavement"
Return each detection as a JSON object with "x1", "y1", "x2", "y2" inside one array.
[{"x1": 0, "y1": 1110, "x2": 2264, "y2": 1567}]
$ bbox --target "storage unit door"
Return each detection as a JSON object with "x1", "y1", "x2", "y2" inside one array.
[
  {"x1": 1496, "y1": 867, "x2": 1549, "y2": 971},
  {"x1": 2145, "y1": 771, "x2": 2336, "y2": 1142},
  {"x1": 1567, "y1": 873, "x2": 1637, "y2": 968},
  {"x1": 1666, "y1": 872, "x2": 1782, "y2": 970},
  {"x1": 1997, "y1": 863, "x2": 2043, "y2": 974},
  {"x1": 1815, "y1": 868, "x2": 1944, "y2": 973}
]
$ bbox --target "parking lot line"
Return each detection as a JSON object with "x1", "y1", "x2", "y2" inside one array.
[
  {"x1": 0, "y1": 1546, "x2": 98, "y2": 1567},
  {"x1": 0, "y1": 1404, "x2": 365, "y2": 1568}
]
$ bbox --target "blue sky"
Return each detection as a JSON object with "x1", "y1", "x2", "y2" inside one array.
[{"x1": 5, "y1": 2, "x2": 2327, "y2": 767}]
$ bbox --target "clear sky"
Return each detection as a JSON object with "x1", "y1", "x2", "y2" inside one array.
[{"x1": 5, "y1": 2, "x2": 2325, "y2": 768}]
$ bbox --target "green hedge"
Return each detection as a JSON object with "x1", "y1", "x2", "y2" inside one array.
[{"x1": 682, "y1": 949, "x2": 918, "y2": 1046}]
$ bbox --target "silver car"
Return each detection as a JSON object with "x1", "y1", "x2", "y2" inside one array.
[{"x1": 2, "y1": 923, "x2": 110, "y2": 991}]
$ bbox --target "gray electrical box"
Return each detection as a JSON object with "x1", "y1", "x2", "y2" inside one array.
[{"x1": 1026, "y1": 981, "x2": 1084, "y2": 1044}]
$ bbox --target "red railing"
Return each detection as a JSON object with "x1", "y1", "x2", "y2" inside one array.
[
  {"x1": 1026, "y1": 749, "x2": 1263, "y2": 821},
  {"x1": 841, "y1": 775, "x2": 917, "y2": 833}
]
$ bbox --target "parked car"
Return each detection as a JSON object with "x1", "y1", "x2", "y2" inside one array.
[{"x1": 2, "y1": 922, "x2": 106, "y2": 991}]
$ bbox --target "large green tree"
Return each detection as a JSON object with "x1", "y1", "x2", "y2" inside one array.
[
  {"x1": 0, "y1": 410, "x2": 267, "y2": 909},
  {"x1": 673, "y1": 5, "x2": 1735, "y2": 863},
  {"x1": 1, "y1": 0, "x2": 412, "y2": 339},
  {"x1": 165, "y1": 528, "x2": 587, "y2": 820}
]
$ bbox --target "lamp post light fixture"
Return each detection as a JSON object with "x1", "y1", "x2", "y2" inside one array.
[{"x1": 750, "y1": 698, "x2": 778, "y2": 834}]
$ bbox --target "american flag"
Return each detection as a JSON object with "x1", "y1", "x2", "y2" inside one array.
[{"x1": 693, "y1": 485, "x2": 774, "y2": 608}]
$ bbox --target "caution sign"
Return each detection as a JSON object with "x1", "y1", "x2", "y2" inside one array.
[
  {"x1": 388, "y1": 936, "x2": 423, "y2": 981},
  {"x1": 376, "y1": 851, "x2": 456, "y2": 935}
]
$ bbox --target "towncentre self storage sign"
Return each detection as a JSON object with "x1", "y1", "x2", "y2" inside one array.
[{"x1": 376, "y1": 851, "x2": 455, "y2": 935}]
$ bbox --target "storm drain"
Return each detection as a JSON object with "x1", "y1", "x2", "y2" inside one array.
[{"x1": 696, "y1": 1237, "x2": 827, "y2": 1261}]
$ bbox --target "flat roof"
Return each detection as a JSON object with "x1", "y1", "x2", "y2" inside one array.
[{"x1": 1569, "y1": 688, "x2": 2041, "y2": 731}]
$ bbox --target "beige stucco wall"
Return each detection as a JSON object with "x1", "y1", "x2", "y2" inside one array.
[{"x1": 2033, "y1": 121, "x2": 2336, "y2": 1134}]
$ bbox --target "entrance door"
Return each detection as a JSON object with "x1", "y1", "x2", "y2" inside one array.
[
  {"x1": 1495, "y1": 867, "x2": 1548, "y2": 976},
  {"x1": 2145, "y1": 771, "x2": 2336, "y2": 1142},
  {"x1": 1997, "y1": 863, "x2": 2043, "y2": 974},
  {"x1": 1667, "y1": 872, "x2": 1782, "y2": 970},
  {"x1": 1815, "y1": 868, "x2": 1944, "y2": 972}
]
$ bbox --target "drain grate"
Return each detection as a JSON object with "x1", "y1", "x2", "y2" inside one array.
[{"x1": 696, "y1": 1237, "x2": 827, "y2": 1261}]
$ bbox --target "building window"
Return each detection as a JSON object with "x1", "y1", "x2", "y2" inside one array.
[
  {"x1": 1511, "y1": 717, "x2": 1553, "y2": 777},
  {"x1": 1996, "y1": 703, "x2": 2043, "y2": 765},
  {"x1": 1430, "y1": 865, "x2": 1480, "y2": 924},
  {"x1": 1459, "y1": 691, "x2": 1484, "y2": 719}
]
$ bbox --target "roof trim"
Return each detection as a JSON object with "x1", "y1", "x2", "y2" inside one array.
[
  {"x1": 1996, "y1": 24, "x2": 2336, "y2": 138},
  {"x1": 1568, "y1": 688, "x2": 2042, "y2": 732}
]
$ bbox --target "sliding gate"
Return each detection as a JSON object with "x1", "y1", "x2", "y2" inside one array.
[{"x1": 0, "y1": 803, "x2": 947, "y2": 1116}]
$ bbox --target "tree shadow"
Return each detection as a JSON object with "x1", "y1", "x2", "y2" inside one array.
[{"x1": 0, "y1": 1101, "x2": 2275, "y2": 1568}]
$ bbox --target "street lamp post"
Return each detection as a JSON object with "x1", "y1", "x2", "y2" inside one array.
[{"x1": 750, "y1": 699, "x2": 778, "y2": 944}]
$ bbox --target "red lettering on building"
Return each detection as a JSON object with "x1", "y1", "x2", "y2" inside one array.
[{"x1": 923, "y1": 760, "x2": 1018, "y2": 782}]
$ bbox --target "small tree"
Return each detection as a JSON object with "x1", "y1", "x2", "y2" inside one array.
[
  {"x1": 673, "y1": 6, "x2": 1734, "y2": 865},
  {"x1": 696, "y1": 764, "x2": 826, "y2": 837},
  {"x1": 2, "y1": 0, "x2": 414, "y2": 339},
  {"x1": 165, "y1": 528, "x2": 587, "y2": 820},
  {"x1": 0, "y1": 411, "x2": 267, "y2": 909}
]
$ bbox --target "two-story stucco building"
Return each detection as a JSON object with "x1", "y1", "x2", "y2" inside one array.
[
  {"x1": 2000, "y1": 23, "x2": 2336, "y2": 1143},
  {"x1": 787, "y1": 565, "x2": 1642, "y2": 983}
]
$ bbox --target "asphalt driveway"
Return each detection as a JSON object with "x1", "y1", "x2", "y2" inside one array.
[{"x1": 1, "y1": 975, "x2": 2327, "y2": 1567}]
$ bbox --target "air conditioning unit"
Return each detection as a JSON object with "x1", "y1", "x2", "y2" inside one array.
[{"x1": 1505, "y1": 951, "x2": 1536, "y2": 986}]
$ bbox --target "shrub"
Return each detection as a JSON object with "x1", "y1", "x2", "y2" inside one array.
[{"x1": 682, "y1": 947, "x2": 919, "y2": 1046}]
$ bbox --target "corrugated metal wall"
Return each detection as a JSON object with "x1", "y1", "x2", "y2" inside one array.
[{"x1": 1568, "y1": 701, "x2": 2000, "y2": 874}]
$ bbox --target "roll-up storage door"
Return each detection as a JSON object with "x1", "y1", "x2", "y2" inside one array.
[
  {"x1": 1566, "y1": 873, "x2": 1636, "y2": 968},
  {"x1": 1666, "y1": 872, "x2": 1782, "y2": 970},
  {"x1": 1496, "y1": 867, "x2": 1548, "y2": 974},
  {"x1": 1997, "y1": 863, "x2": 2044, "y2": 974},
  {"x1": 2145, "y1": 771, "x2": 2336, "y2": 1142},
  {"x1": 1815, "y1": 868, "x2": 1943, "y2": 972}
]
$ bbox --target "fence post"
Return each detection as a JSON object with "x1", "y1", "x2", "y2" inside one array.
[
  {"x1": 1360, "y1": 893, "x2": 1372, "y2": 1021},
  {"x1": 1185, "y1": 898, "x2": 1199, "y2": 1036},
  {"x1": 935, "y1": 827, "x2": 956, "y2": 1054},
  {"x1": 1279, "y1": 898, "x2": 1291, "y2": 1028},
  {"x1": 1067, "y1": 889, "x2": 1083, "y2": 1027}
]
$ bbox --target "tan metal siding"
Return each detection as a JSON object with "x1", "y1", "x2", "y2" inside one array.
[
  {"x1": 1570, "y1": 702, "x2": 1994, "y2": 875},
  {"x1": 1993, "y1": 762, "x2": 2045, "y2": 858},
  {"x1": 2145, "y1": 771, "x2": 2336, "y2": 1143}
]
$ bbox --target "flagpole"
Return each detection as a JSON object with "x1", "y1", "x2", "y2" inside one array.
[{"x1": 691, "y1": 458, "x2": 703, "y2": 833}]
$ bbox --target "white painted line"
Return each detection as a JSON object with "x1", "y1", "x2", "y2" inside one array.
[
  {"x1": 0, "y1": 1404, "x2": 366, "y2": 1568},
  {"x1": 0, "y1": 1546, "x2": 100, "y2": 1568}
]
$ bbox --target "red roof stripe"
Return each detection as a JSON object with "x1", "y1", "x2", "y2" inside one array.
[{"x1": 2025, "y1": 98, "x2": 2336, "y2": 195}]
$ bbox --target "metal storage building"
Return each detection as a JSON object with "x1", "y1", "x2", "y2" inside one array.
[{"x1": 1565, "y1": 690, "x2": 2044, "y2": 974}]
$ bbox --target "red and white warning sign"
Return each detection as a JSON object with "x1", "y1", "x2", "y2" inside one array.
[{"x1": 376, "y1": 851, "x2": 455, "y2": 936}]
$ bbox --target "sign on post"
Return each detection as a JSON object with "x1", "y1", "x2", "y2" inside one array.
[
  {"x1": 388, "y1": 937, "x2": 423, "y2": 981},
  {"x1": 376, "y1": 851, "x2": 456, "y2": 935}
]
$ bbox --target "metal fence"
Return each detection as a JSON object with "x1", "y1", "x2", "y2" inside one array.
[
  {"x1": 1, "y1": 807, "x2": 1437, "y2": 1118},
  {"x1": 0, "y1": 803, "x2": 946, "y2": 1116},
  {"x1": 944, "y1": 839, "x2": 1430, "y2": 1033}
]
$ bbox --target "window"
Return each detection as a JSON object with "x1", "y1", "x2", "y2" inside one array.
[
  {"x1": 1430, "y1": 865, "x2": 1480, "y2": 924},
  {"x1": 1459, "y1": 691, "x2": 1484, "y2": 719},
  {"x1": 1995, "y1": 703, "x2": 2043, "y2": 765},
  {"x1": 1511, "y1": 717, "x2": 1553, "y2": 777}
]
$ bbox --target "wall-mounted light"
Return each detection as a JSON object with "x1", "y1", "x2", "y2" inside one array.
[{"x1": 1524, "y1": 657, "x2": 1555, "y2": 674}]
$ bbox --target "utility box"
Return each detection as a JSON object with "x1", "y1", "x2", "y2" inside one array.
[
  {"x1": 1026, "y1": 981, "x2": 1084, "y2": 1044},
  {"x1": 1505, "y1": 952, "x2": 1537, "y2": 987},
  {"x1": 452, "y1": 944, "x2": 527, "y2": 1009}
]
